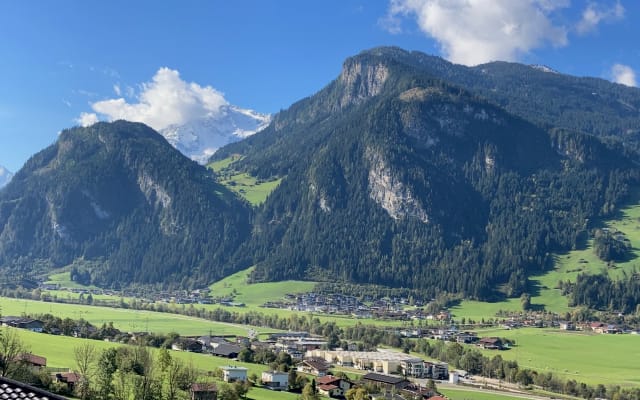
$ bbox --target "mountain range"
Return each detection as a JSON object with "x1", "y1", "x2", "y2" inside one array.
[
  {"x1": 159, "y1": 105, "x2": 270, "y2": 164},
  {"x1": 1, "y1": 47, "x2": 640, "y2": 298}
]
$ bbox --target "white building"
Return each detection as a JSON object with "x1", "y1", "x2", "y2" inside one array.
[
  {"x1": 261, "y1": 371, "x2": 288, "y2": 389},
  {"x1": 221, "y1": 366, "x2": 248, "y2": 382}
]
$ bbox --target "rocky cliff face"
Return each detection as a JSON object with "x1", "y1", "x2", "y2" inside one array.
[
  {"x1": 339, "y1": 59, "x2": 389, "y2": 108},
  {"x1": 366, "y1": 148, "x2": 429, "y2": 223}
]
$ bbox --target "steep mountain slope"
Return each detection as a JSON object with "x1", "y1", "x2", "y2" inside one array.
[
  {"x1": 159, "y1": 105, "x2": 270, "y2": 164},
  {"x1": 215, "y1": 49, "x2": 640, "y2": 300},
  {"x1": 0, "y1": 121, "x2": 251, "y2": 288},
  {"x1": 0, "y1": 166, "x2": 12, "y2": 188},
  {"x1": 354, "y1": 47, "x2": 640, "y2": 144}
]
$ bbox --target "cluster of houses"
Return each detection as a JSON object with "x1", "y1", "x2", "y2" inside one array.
[
  {"x1": 262, "y1": 292, "x2": 451, "y2": 321},
  {"x1": 0, "y1": 316, "x2": 45, "y2": 332},
  {"x1": 304, "y1": 349, "x2": 449, "y2": 380}
]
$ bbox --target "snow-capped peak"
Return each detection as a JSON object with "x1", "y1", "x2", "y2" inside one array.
[
  {"x1": 0, "y1": 165, "x2": 13, "y2": 188},
  {"x1": 159, "y1": 105, "x2": 270, "y2": 164},
  {"x1": 530, "y1": 64, "x2": 558, "y2": 74}
]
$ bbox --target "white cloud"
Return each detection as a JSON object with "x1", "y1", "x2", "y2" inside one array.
[
  {"x1": 386, "y1": 0, "x2": 569, "y2": 65},
  {"x1": 85, "y1": 68, "x2": 228, "y2": 131},
  {"x1": 113, "y1": 84, "x2": 121, "y2": 96},
  {"x1": 576, "y1": 1, "x2": 624, "y2": 35},
  {"x1": 610, "y1": 64, "x2": 637, "y2": 87},
  {"x1": 76, "y1": 112, "x2": 99, "y2": 127}
]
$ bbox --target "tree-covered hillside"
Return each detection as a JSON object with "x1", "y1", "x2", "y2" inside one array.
[
  {"x1": 0, "y1": 121, "x2": 252, "y2": 289},
  {"x1": 215, "y1": 48, "x2": 640, "y2": 300}
]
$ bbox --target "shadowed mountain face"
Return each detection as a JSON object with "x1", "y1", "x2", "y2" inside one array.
[
  {"x1": 0, "y1": 121, "x2": 252, "y2": 289},
  {"x1": 214, "y1": 48, "x2": 640, "y2": 300}
]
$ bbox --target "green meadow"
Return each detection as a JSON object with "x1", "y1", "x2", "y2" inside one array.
[
  {"x1": 208, "y1": 156, "x2": 282, "y2": 206},
  {"x1": 470, "y1": 328, "x2": 640, "y2": 386},
  {"x1": 0, "y1": 297, "x2": 275, "y2": 336},
  {"x1": 439, "y1": 387, "x2": 545, "y2": 400}
]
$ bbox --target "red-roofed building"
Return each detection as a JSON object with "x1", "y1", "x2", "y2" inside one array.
[
  {"x1": 190, "y1": 383, "x2": 217, "y2": 400},
  {"x1": 316, "y1": 375, "x2": 353, "y2": 397}
]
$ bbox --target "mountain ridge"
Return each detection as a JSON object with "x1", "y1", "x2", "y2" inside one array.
[
  {"x1": 0, "y1": 121, "x2": 252, "y2": 288},
  {"x1": 214, "y1": 47, "x2": 640, "y2": 300}
]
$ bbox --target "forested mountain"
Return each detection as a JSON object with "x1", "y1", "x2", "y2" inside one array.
[
  {"x1": 214, "y1": 48, "x2": 640, "y2": 300},
  {"x1": 0, "y1": 121, "x2": 252, "y2": 288}
]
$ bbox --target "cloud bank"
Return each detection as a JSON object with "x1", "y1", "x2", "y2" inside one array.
[
  {"x1": 386, "y1": 0, "x2": 569, "y2": 65},
  {"x1": 576, "y1": 1, "x2": 624, "y2": 35},
  {"x1": 78, "y1": 68, "x2": 229, "y2": 130},
  {"x1": 611, "y1": 64, "x2": 637, "y2": 87}
]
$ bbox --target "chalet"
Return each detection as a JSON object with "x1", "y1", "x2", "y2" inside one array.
[
  {"x1": 17, "y1": 354, "x2": 47, "y2": 373},
  {"x1": 298, "y1": 358, "x2": 330, "y2": 376},
  {"x1": 221, "y1": 366, "x2": 247, "y2": 382},
  {"x1": 0, "y1": 317, "x2": 45, "y2": 332},
  {"x1": 316, "y1": 375, "x2": 353, "y2": 397},
  {"x1": 190, "y1": 383, "x2": 217, "y2": 400},
  {"x1": 361, "y1": 372, "x2": 408, "y2": 391},
  {"x1": 559, "y1": 321, "x2": 575, "y2": 331},
  {"x1": 478, "y1": 337, "x2": 503, "y2": 350},
  {"x1": 172, "y1": 339, "x2": 203, "y2": 353},
  {"x1": 261, "y1": 371, "x2": 289, "y2": 390},
  {"x1": 54, "y1": 372, "x2": 80, "y2": 392},
  {"x1": 16, "y1": 319, "x2": 45, "y2": 333},
  {"x1": 211, "y1": 343, "x2": 241, "y2": 358},
  {"x1": 590, "y1": 322, "x2": 607, "y2": 334}
]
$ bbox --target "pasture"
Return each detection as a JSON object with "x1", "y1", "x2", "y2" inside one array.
[
  {"x1": 471, "y1": 328, "x2": 640, "y2": 386},
  {"x1": 208, "y1": 156, "x2": 282, "y2": 205},
  {"x1": 439, "y1": 387, "x2": 546, "y2": 400},
  {"x1": 0, "y1": 297, "x2": 274, "y2": 336}
]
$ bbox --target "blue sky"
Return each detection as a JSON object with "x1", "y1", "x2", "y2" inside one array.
[{"x1": 0, "y1": 0, "x2": 638, "y2": 171}]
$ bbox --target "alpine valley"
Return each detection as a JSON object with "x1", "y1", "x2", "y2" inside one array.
[{"x1": 2, "y1": 47, "x2": 640, "y2": 301}]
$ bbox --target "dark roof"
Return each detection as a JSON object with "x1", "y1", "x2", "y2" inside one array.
[
  {"x1": 302, "y1": 358, "x2": 329, "y2": 371},
  {"x1": 56, "y1": 372, "x2": 80, "y2": 383},
  {"x1": 362, "y1": 372, "x2": 405, "y2": 385},
  {"x1": 0, "y1": 376, "x2": 67, "y2": 399},
  {"x1": 212, "y1": 343, "x2": 241, "y2": 356}
]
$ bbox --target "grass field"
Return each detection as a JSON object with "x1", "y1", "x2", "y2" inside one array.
[
  {"x1": 209, "y1": 266, "x2": 316, "y2": 307},
  {"x1": 469, "y1": 327, "x2": 640, "y2": 386},
  {"x1": 0, "y1": 297, "x2": 276, "y2": 336},
  {"x1": 208, "y1": 156, "x2": 282, "y2": 205},
  {"x1": 439, "y1": 387, "x2": 540, "y2": 400}
]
